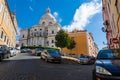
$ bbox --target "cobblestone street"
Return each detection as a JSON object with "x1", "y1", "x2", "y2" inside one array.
[{"x1": 0, "y1": 53, "x2": 93, "y2": 80}]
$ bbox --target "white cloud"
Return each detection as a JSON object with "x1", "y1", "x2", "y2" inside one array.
[
  {"x1": 53, "y1": 12, "x2": 58, "y2": 17},
  {"x1": 53, "y1": 12, "x2": 62, "y2": 23},
  {"x1": 63, "y1": 0, "x2": 102, "y2": 32},
  {"x1": 59, "y1": 18, "x2": 62, "y2": 23},
  {"x1": 29, "y1": 6, "x2": 34, "y2": 11}
]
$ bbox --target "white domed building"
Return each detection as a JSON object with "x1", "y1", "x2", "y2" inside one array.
[{"x1": 20, "y1": 8, "x2": 61, "y2": 47}]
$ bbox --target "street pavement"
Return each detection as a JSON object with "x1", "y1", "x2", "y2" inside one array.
[{"x1": 0, "y1": 53, "x2": 94, "y2": 80}]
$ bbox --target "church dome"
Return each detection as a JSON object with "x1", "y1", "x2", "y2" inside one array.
[{"x1": 39, "y1": 8, "x2": 56, "y2": 25}]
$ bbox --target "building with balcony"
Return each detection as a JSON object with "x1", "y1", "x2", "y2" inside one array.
[
  {"x1": 62, "y1": 30, "x2": 98, "y2": 57},
  {"x1": 102, "y1": 0, "x2": 120, "y2": 49},
  {"x1": 0, "y1": 0, "x2": 18, "y2": 47},
  {"x1": 20, "y1": 8, "x2": 61, "y2": 47}
]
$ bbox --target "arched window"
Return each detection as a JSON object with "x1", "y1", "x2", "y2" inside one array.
[
  {"x1": 23, "y1": 35, "x2": 24, "y2": 38},
  {"x1": 42, "y1": 22, "x2": 45, "y2": 25},
  {"x1": 34, "y1": 29, "x2": 37, "y2": 31},
  {"x1": 47, "y1": 41, "x2": 49, "y2": 46},
  {"x1": 49, "y1": 22, "x2": 52, "y2": 24},
  {"x1": 52, "y1": 40, "x2": 54, "y2": 43},
  {"x1": 52, "y1": 31, "x2": 54, "y2": 34}
]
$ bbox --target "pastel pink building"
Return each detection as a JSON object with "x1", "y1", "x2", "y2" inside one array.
[{"x1": 102, "y1": 0, "x2": 114, "y2": 49}]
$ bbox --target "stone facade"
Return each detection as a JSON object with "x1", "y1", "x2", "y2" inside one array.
[{"x1": 20, "y1": 8, "x2": 61, "y2": 48}]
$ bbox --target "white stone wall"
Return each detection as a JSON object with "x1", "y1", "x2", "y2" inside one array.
[
  {"x1": 20, "y1": 29, "x2": 28, "y2": 40},
  {"x1": 20, "y1": 29, "x2": 28, "y2": 46},
  {"x1": 47, "y1": 37, "x2": 55, "y2": 47},
  {"x1": 20, "y1": 40, "x2": 27, "y2": 46},
  {"x1": 20, "y1": 8, "x2": 61, "y2": 48}
]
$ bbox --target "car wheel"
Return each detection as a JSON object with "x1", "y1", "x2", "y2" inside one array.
[
  {"x1": 0, "y1": 55, "x2": 2, "y2": 62},
  {"x1": 58, "y1": 61, "x2": 61, "y2": 64},
  {"x1": 7, "y1": 54, "x2": 9, "y2": 58},
  {"x1": 40, "y1": 55, "x2": 43, "y2": 59},
  {"x1": 41, "y1": 55, "x2": 45, "y2": 60},
  {"x1": 10, "y1": 54, "x2": 12, "y2": 57},
  {"x1": 45, "y1": 58, "x2": 48, "y2": 62}
]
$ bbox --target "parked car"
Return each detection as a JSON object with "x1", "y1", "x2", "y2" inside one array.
[
  {"x1": 16, "y1": 48, "x2": 20, "y2": 54},
  {"x1": 0, "y1": 45, "x2": 10, "y2": 60},
  {"x1": 20, "y1": 48, "x2": 28, "y2": 53},
  {"x1": 41, "y1": 49, "x2": 61, "y2": 63},
  {"x1": 26, "y1": 48, "x2": 31, "y2": 53},
  {"x1": 79, "y1": 55, "x2": 96, "y2": 64},
  {"x1": 92, "y1": 49, "x2": 120, "y2": 80},
  {"x1": 35, "y1": 48, "x2": 44, "y2": 56},
  {"x1": 79, "y1": 55, "x2": 89, "y2": 64},
  {"x1": 9, "y1": 47, "x2": 16, "y2": 57},
  {"x1": 89, "y1": 56, "x2": 96, "y2": 64},
  {"x1": 31, "y1": 49, "x2": 36, "y2": 55}
]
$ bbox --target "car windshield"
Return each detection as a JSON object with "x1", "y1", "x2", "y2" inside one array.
[
  {"x1": 47, "y1": 50, "x2": 60, "y2": 55},
  {"x1": 0, "y1": 46, "x2": 2, "y2": 49},
  {"x1": 97, "y1": 49, "x2": 120, "y2": 59},
  {"x1": 80, "y1": 55, "x2": 87, "y2": 58}
]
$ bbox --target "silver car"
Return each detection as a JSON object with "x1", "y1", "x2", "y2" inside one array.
[{"x1": 9, "y1": 47, "x2": 16, "y2": 57}]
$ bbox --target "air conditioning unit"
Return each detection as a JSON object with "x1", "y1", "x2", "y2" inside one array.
[
  {"x1": 101, "y1": 27, "x2": 107, "y2": 32},
  {"x1": 103, "y1": 20, "x2": 109, "y2": 26}
]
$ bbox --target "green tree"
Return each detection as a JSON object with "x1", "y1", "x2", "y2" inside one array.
[
  {"x1": 55, "y1": 29, "x2": 69, "y2": 48},
  {"x1": 67, "y1": 38, "x2": 76, "y2": 50}
]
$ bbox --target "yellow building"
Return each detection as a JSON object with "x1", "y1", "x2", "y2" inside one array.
[
  {"x1": 114, "y1": 0, "x2": 120, "y2": 47},
  {"x1": 0, "y1": 0, "x2": 18, "y2": 47},
  {"x1": 62, "y1": 30, "x2": 98, "y2": 57}
]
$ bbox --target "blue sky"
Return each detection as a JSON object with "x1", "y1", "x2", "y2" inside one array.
[{"x1": 8, "y1": 0, "x2": 107, "y2": 49}]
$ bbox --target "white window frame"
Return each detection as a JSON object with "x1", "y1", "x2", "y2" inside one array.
[
  {"x1": 0, "y1": 3, "x2": 4, "y2": 13},
  {"x1": 3, "y1": 11, "x2": 6, "y2": 20}
]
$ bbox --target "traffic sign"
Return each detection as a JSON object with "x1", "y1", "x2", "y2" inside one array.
[{"x1": 112, "y1": 38, "x2": 119, "y2": 44}]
